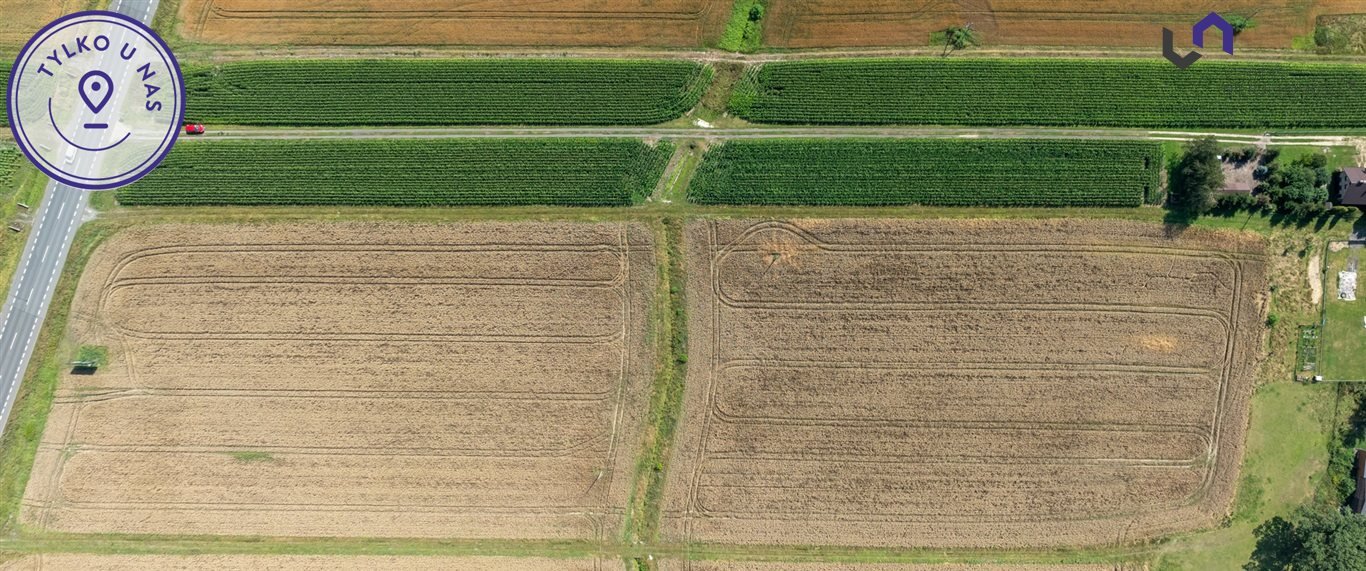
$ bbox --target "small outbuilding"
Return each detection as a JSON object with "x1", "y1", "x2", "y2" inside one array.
[{"x1": 1339, "y1": 167, "x2": 1366, "y2": 207}]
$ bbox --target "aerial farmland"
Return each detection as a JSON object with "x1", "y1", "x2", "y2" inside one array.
[
  {"x1": 24, "y1": 222, "x2": 658, "y2": 539},
  {"x1": 172, "y1": 0, "x2": 734, "y2": 46},
  {"x1": 0, "y1": 0, "x2": 1363, "y2": 570},
  {"x1": 664, "y1": 219, "x2": 1266, "y2": 548},
  {"x1": 763, "y1": 0, "x2": 1363, "y2": 49}
]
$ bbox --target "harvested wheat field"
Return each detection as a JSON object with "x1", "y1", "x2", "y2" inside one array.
[
  {"x1": 175, "y1": 0, "x2": 731, "y2": 46},
  {"x1": 765, "y1": 0, "x2": 1366, "y2": 49},
  {"x1": 663, "y1": 219, "x2": 1267, "y2": 548},
  {"x1": 0, "y1": 0, "x2": 76, "y2": 47},
  {"x1": 22, "y1": 222, "x2": 657, "y2": 539},
  {"x1": 0, "y1": 555, "x2": 607, "y2": 570}
]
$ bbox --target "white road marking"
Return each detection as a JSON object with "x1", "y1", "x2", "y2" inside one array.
[{"x1": 0, "y1": 0, "x2": 159, "y2": 434}]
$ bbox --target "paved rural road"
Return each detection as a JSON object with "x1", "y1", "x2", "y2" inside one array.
[{"x1": 0, "y1": 0, "x2": 160, "y2": 441}]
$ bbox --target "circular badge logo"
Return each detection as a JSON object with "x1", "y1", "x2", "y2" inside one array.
[{"x1": 7, "y1": 11, "x2": 184, "y2": 190}]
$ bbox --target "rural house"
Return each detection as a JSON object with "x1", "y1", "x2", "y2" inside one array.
[{"x1": 1339, "y1": 167, "x2": 1366, "y2": 207}]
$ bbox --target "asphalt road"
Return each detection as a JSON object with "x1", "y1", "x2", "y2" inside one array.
[{"x1": 0, "y1": 0, "x2": 160, "y2": 439}]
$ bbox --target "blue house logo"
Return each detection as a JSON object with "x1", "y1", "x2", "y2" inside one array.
[{"x1": 1163, "y1": 12, "x2": 1235, "y2": 69}]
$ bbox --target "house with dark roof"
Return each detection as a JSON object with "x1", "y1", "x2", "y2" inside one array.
[{"x1": 1339, "y1": 167, "x2": 1366, "y2": 207}]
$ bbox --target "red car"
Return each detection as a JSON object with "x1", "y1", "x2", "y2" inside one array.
[{"x1": 184, "y1": 124, "x2": 206, "y2": 135}]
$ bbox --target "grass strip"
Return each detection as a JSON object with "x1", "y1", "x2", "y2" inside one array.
[
  {"x1": 625, "y1": 218, "x2": 690, "y2": 549},
  {"x1": 717, "y1": 0, "x2": 767, "y2": 53},
  {"x1": 0, "y1": 222, "x2": 120, "y2": 531}
]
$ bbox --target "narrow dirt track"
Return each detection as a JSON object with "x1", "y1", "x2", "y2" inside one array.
[{"x1": 168, "y1": 126, "x2": 1352, "y2": 147}]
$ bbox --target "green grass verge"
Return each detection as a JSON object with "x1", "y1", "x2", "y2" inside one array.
[
  {"x1": 184, "y1": 60, "x2": 713, "y2": 126},
  {"x1": 1320, "y1": 246, "x2": 1366, "y2": 381},
  {"x1": 658, "y1": 142, "x2": 705, "y2": 204},
  {"x1": 731, "y1": 58, "x2": 1366, "y2": 128},
  {"x1": 0, "y1": 222, "x2": 120, "y2": 532},
  {"x1": 0, "y1": 156, "x2": 45, "y2": 297},
  {"x1": 116, "y1": 139, "x2": 676, "y2": 207},
  {"x1": 624, "y1": 218, "x2": 690, "y2": 546},
  {"x1": 717, "y1": 0, "x2": 767, "y2": 53}
]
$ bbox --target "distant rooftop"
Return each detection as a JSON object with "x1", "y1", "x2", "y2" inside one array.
[{"x1": 1340, "y1": 167, "x2": 1366, "y2": 206}]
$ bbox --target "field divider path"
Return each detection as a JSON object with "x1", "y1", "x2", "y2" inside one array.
[{"x1": 162, "y1": 126, "x2": 1352, "y2": 146}]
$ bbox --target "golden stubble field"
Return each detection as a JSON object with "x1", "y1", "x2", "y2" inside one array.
[
  {"x1": 0, "y1": 555, "x2": 610, "y2": 570},
  {"x1": 173, "y1": 0, "x2": 732, "y2": 46},
  {"x1": 0, "y1": 0, "x2": 76, "y2": 48},
  {"x1": 662, "y1": 219, "x2": 1267, "y2": 548},
  {"x1": 765, "y1": 0, "x2": 1366, "y2": 49},
  {"x1": 21, "y1": 221, "x2": 658, "y2": 539}
]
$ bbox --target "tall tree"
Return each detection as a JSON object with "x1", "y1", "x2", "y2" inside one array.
[
  {"x1": 940, "y1": 25, "x2": 979, "y2": 57},
  {"x1": 1170, "y1": 137, "x2": 1224, "y2": 216},
  {"x1": 1248, "y1": 508, "x2": 1366, "y2": 570}
]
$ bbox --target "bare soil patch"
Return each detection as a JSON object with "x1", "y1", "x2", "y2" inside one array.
[
  {"x1": 21, "y1": 222, "x2": 657, "y2": 540},
  {"x1": 663, "y1": 219, "x2": 1267, "y2": 548},
  {"x1": 1311, "y1": 253, "x2": 1324, "y2": 306},
  {"x1": 175, "y1": 0, "x2": 732, "y2": 47},
  {"x1": 764, "y1": 0, "x2": 1363, "y2": 49}
]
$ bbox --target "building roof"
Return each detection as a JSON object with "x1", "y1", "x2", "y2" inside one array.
[
  {"x1": 1222, "y1": 181, "x2": 1255, "y2": 194},
  {"x1": 1340, "y1": 168, "x2": 1366, "y2": 206}
]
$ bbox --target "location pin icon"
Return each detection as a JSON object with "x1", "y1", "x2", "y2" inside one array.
[{"x1": 78, "y1": 70, "x2": 114, "y2": 115}]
